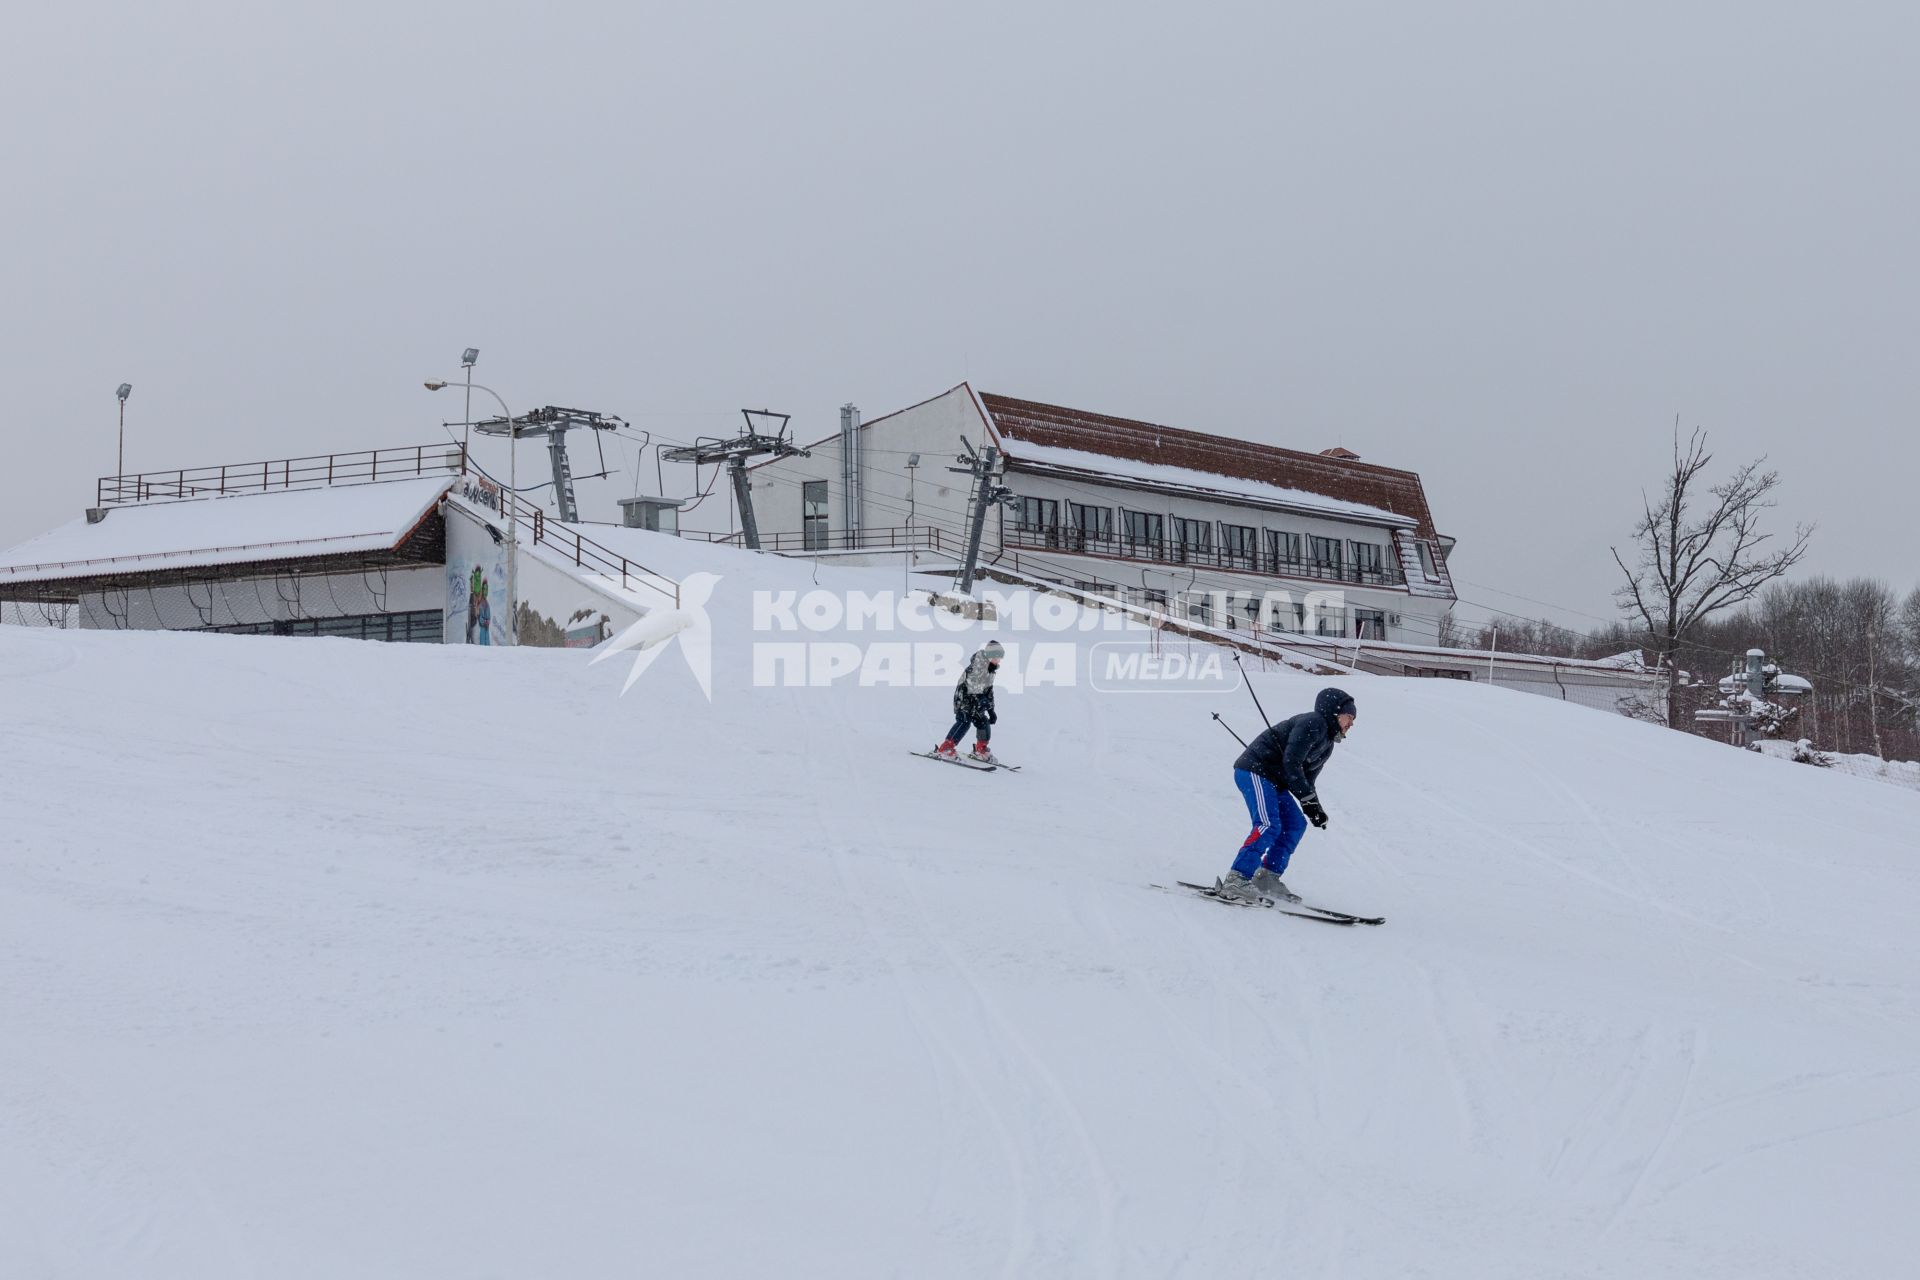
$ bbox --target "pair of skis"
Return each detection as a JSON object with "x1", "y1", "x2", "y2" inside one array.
[
  {"x1": 1156, "y1": 880, "x2": 1385, "y2": 927},
  {"x1": 910, "y1": 750, "x2": 1022, "y2": 773}
]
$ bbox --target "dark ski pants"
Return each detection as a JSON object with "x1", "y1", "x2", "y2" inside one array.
[
  {"x1": 946, "y1": 712, "x2": 991, "y2": 745},
  {"x1": 1230, "y1": 768, "x2": 1307, "y2": 879}
]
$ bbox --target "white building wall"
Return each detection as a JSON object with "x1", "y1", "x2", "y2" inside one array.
[{"x1": 746, "y1": 386, "x2": 986, "y2": 551}]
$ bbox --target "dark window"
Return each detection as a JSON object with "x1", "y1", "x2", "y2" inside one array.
[
  {"x1": 802, "y1": 481, "x2": 830, "y2": 550},
  {"x1": 1415, "y1": 541, "x2": 1440, "y2": 580},
  {"x1": 1172, "y1": 517, "x2": 1212, "y2": 564},
  {"x1": 1122, "y1": 509, "x2": 1164, "y2": 558},
  {"x1": 1067, "y1": 502, "x2": 1112, "y2": 551},
  {"x1": 1017, "y1": 496, "x2": 1062, "y2": 546},
  {"x1": 1221, "y1": 524, "x2": 1257, "y2": 567},
  {"x1": 1142, "y1": 588, "x2": 1169, "y2": 614},
  {"x1": 1266, "y1": 530, "x2": 1302, "y2": 574},
  {"x1": 1349, "y1": 541, "x2": 1385, "y2": 583},
  {"x1": 1309, "y1": 535, "x2": 1344, "y2": 577},
  {"x1": 207, "y1": 609, "x2": 441, "y2": 643},
  {"x1": 1354, "y1": 609, "x2": 1387, "y2": 640}
]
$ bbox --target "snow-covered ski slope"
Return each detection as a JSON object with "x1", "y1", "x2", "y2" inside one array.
[{"x1": 4, "y1": 533, "x2": 1917, "y2": 1280}]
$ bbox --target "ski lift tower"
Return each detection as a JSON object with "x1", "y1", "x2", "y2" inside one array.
[
  {"x1": 661, "y1": 410, "x2": 810, "y2": 550},
  {"x1": 472, "y1": 405, "x2": 624, "y2": 523}
]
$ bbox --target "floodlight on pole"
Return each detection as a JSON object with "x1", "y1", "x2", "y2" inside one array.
[
  {"x1": 426, "y1": 377, "x2": 518, "y2": 645},
  {"x1": 115, "y1": 383, "x2": 132, "y2": 479}
]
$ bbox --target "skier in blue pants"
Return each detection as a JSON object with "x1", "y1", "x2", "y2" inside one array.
[{"x1": 1217, "y1": 687, "x2": 1356, "y2": 903}]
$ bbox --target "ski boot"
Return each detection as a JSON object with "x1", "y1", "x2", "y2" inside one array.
[
  {"x1": 970, "y1": 742, "x2": 998, "y2": 766},
  {"x1": 933, "y1": 739, "x2": 959, "y2": 761},
  {"x1": 1252, "y1": 867, "x2": 1300, "y2": 903},
  {"x1": 1215, "y1": 871, "x2": 1262, "y2": 903}
]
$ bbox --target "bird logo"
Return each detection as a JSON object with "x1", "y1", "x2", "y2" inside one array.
[{"x1": 589, "y1": 571, "x2": 720, "y2": 700}]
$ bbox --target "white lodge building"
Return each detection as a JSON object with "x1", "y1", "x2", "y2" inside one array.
[{"x1": 745, "y1": 384, "x2": 1458, "y2": 646}]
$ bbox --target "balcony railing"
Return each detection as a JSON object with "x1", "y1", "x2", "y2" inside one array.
[
  {"x1": 97, "y1": 444, "x2": 467, "y2": 507},
  {"x1": 1004, "y1": 527, "x2": 1406, "y2": 588},
  {"x1": 680, "y1": 526, "x2": 952, "y2": 554}
]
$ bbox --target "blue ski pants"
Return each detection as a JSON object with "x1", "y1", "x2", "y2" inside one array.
[{"x1": 1230, "y1": 768, "x2": 1307, "y2": 879}]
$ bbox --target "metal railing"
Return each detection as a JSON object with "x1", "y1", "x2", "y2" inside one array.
[
  {"x1": 491, "y1": 492, "x2": 679, "y2": 608},
  {"x1": 97, "y1": 444, "x2": 467, "y2": 507},
  {"x1": 1003, "y1": 527, "x2": 1406, "y2": 587},
  {"x1": 680, "y1": 526, "x2": 952, "y2": 554}
]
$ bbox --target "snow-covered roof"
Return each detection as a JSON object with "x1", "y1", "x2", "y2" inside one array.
[
  {"x1": 1002, "y1": 440, "x2": 1417, "y2": 526},
  {"x1": 0, "y1": 477, "x2": 454, "y2": 587},
  {"x1": 979, "y1": 391, "x2": 1444, "y2": 539},
  {"x1": 1717, "y1": 671, "x2": 1812, "y2": 696}
]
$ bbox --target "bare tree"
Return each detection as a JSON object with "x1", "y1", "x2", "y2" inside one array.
[
  {"x1": 1611, "y1": 427, "x2": 1812, "y2": 723},
  {"x1": 1903, "y1": 587, "x2": 1920, "y2": 665}
]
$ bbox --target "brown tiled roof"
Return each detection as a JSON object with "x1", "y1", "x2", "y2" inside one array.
[{"x1": 979, "y1": 393, "x2": 1443, "y2": 539}]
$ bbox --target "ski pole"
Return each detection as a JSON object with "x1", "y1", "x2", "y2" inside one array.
[
  {"x1": 1210, "y1": 711, "x2": 1247, "y2": 749},
  {"x1": 1231, "y1": 652, "x2": 1272, "y2": 730}
]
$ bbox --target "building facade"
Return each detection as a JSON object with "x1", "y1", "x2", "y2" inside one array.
[
  {"x1": 744, "y1": 384, "x2": 1459, "y2": 646},
  {"x1": 0, "y1": 446, "x2": 679, "y2": 649}
]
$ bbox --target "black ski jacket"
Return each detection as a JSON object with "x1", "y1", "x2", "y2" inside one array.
[
  {"x1": 1233, "y1": 687, "x2": 1353, "y2": 802},
  {"x1": 952, "y1": 650, "x2": 998, "y2": 723}
]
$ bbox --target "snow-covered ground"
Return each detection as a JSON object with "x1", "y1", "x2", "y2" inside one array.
[
  {"x1": 4, "y1": 535, "x2": 1918, "y2": 1279},
  {"x1": 1751, "y1": 737, "x2": 1920, "y2": 794}
]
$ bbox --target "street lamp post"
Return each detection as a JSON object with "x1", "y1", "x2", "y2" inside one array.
[
  {"x1": 460, "y1": 348, "x2": 479, "y2": 468},
  {"x1": 115, "y1": 383, "x2": 132, "y2": 482},
  {"x1": 427, "y1": 377, "x2": 517, "y2": 645}
]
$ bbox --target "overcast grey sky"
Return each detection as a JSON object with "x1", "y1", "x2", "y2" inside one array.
[{"x1": 4, "y1": 1, "x2": 1914, "y2": 632}]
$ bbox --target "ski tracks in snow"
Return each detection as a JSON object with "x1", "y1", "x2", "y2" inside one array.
[
  {"x1": 825, "y1": 843, "x2": 1040, "y2": 1276},
  {"x1": 893, "y1": 870, "x2": 1125, "y2": 1277},
  {"x1": 1602, "y1": 1026, "x2": 1701, "y2": 1234},
  {"x1": 1416, "y1": 967, "x2": 1541, "y2": 1159},
  {"x1": 810, "y1": 688, "x2": 1046, "y2": 1276},
  {"x1": 1119, "y1": 850, "x2": 1366, "y2": 1275}
]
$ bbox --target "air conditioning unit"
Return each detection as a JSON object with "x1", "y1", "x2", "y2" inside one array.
[{"x1": 1387, "y1": 613, "x2": 1402, "y2": 627}]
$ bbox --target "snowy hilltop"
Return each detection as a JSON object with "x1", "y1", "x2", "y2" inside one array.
[{"x1": 3, "y1": 534, "x2": 1918, "y2": 1279}]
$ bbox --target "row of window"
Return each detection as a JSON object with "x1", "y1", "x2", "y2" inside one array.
[
  {"x1": 1015, "y1": 498, "x2": 1403, "y2": 583},
  {"x1": 796, "y1": 479, "x2": 1442, "y2": 586},
  {"x1": 1067, "y1": 582, "x2": 1391, "y2": 639},
  {"x1": 207, "y1": 610, "x2": 443, "y2": 643}
]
